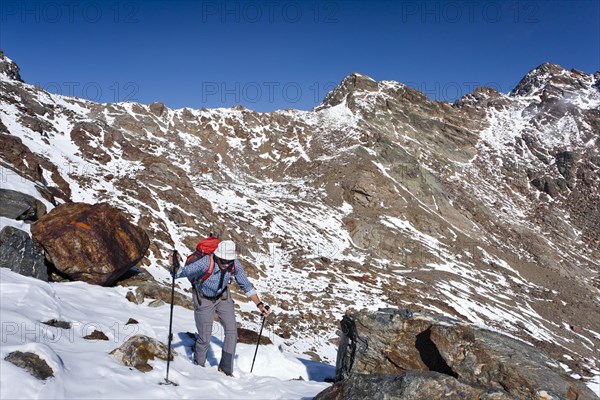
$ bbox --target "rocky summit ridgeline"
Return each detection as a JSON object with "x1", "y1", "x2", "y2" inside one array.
[{"x1": 0, "y1": 50, "x2": 598, "y2": 385}]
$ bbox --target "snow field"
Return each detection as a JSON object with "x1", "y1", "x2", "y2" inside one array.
[{"x1": 0, "y1": 269, "x2": 332, "y2": 399}]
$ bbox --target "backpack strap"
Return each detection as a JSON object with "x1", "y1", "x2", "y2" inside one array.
[
  {"x1": 190, "y1": 254, "x2": 214, "y2": 290},
  {"x1": 185, "y1": 252, "x2": 201, "y2": 266},
  {"x1": 200, "y1": 255, "x2": 215, "y2": 282}
]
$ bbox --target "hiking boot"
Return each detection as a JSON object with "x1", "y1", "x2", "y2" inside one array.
[{"x1": 218, "y1": 368, "x2": 234, "y2": 377}]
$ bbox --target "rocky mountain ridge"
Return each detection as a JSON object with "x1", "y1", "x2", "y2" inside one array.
[{"x1": 0, "y1": 50, "x2": 598, "y2": 386}]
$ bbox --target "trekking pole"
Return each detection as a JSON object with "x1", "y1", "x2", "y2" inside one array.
[
  {"x1": 161, "y1": 250, "x2": 180, "y2": 386},
  {"x1": 250, "y1": 305, "x2": 270, "y2": 373}
]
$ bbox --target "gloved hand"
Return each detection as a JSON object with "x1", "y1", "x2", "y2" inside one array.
[
  {"x1": 258, "y1": 304, "x2": 271, "y2": 318},
  {"x1": 168, "y1": 250, "x2": 183, "y2": 274}
]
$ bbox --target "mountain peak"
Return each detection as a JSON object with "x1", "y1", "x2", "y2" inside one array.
[
  {"x1": 318, "y1": 73, "x2": 378, "y2": 109},
  {"x1": 508, "y1": 62, "x2": 596, "y2": 98},
  {"x1": 0, "y1": 50, "x2": 23, "y2": 82}
]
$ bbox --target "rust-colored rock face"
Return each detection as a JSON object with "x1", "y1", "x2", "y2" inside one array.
[{"x1": 31, "y1": 202, "x2": 149, "y2": 286}]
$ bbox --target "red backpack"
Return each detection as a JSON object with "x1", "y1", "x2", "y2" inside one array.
[{"x1": 185, "y1": 235, "x2": 235, "y2": 282}]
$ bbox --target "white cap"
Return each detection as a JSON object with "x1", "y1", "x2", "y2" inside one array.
[{"x1": 214, "y1": 240, "x2": 237, "y2": 260}]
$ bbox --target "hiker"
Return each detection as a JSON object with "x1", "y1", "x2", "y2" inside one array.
[{"x1": 170, "y1": 239, "x2": 270, "y2": 376}]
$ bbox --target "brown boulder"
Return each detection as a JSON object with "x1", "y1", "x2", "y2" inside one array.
[
  {"x1": 110, "y1": 335, "x2": 174, "y2": 372},
  {"x1": 31, "y1": 202, "x2": 149, "y2": 286},
  {"x1": 237, "y1": 327, "x2": 273, "y2": 345},
  {"x1": 83, "y1": 330, "x2": 109, "y2": 341}
]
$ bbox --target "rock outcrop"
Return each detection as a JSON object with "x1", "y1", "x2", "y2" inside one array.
[
  {"x1": 31, "y1": 203, "x2": 149, "y2": 286},
  {"x1": 315, "y1": 371, "x2": 514, "y2": 400},
  {"x1": 320, "y1": 309, "x2": 598, "y2": 400},
  {"x1": 0, "y1": 226, "x2": 47, "y2": 281},
  {"x1": 117, "y1": 270, "x2": 193, "y2": 309},
  {"x1": 110, "y1": 335, "x2": 174, "y2": 372},
  {"x1": 0, "y1": 189, "x2": 46, "y2": 222},
  {"x1": 0, "y1": 49, "x2": 23, "y2": 81},
  {"x1": 0, "y1": 135, "x2": 70, "y2": 203}
]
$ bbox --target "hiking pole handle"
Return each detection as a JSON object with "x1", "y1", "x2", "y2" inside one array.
[
  {"x1": 171, "y1": 249, "x2": 181, "y2": 277},
  {"x1": 172, "y1": 249, "x2": 180, "y2": 267},
  {"x1": 259, "y1": 304, "x2": 270, "y2": 318}
]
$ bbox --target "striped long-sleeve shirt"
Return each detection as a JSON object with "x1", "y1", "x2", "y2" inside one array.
[{"x1": 176, "y1": 255, "x2": 257, "y2": 298}]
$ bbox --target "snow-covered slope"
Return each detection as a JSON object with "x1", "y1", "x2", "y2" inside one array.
[
  {"x1": 1, "y1": 50, "x2": 599, "y2": 393},
  {"x1": 0, "y1": 267, "x2": 331, "y2": 399},
  {"x1": 0, "y1": 170, "x2": 332, "y2": 399}
]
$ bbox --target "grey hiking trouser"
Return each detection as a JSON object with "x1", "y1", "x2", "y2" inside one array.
[{"x1": 193, "y1": 288, "x2": 238, "y2": 374}]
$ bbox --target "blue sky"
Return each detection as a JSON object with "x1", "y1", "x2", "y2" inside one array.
[{"x1": 1, "y1": 0, "x2": 599, "y2": 112}]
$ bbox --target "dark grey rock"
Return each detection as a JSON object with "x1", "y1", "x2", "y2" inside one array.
[
  {"x1": 555, "y1": 151, "x2": 579, "y2": 189},
  {"x1": 333, "y1": 309, "x2": 598, "y2": 400},
  {"x1": 4, "y1": 351, "x2": 54, "y2": 380},
  {"x1": 0, "y1": 189, "x2": 46, "y2": 222},
  {"x1": 0, "y1": 118, "x2": 8, "y2": 133},
  {"x1": 0, "y1": 226, "x2": 48, "y2": 281},
  {"x1": 42, "y1": 319, "x2": 71, "y2": 329},
  {"x1": 314, "y1": 372, "x2": 515, "y2": 400},
  {"x1": 531, "y1": 176, "x2": 560, "y2": 198}
]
